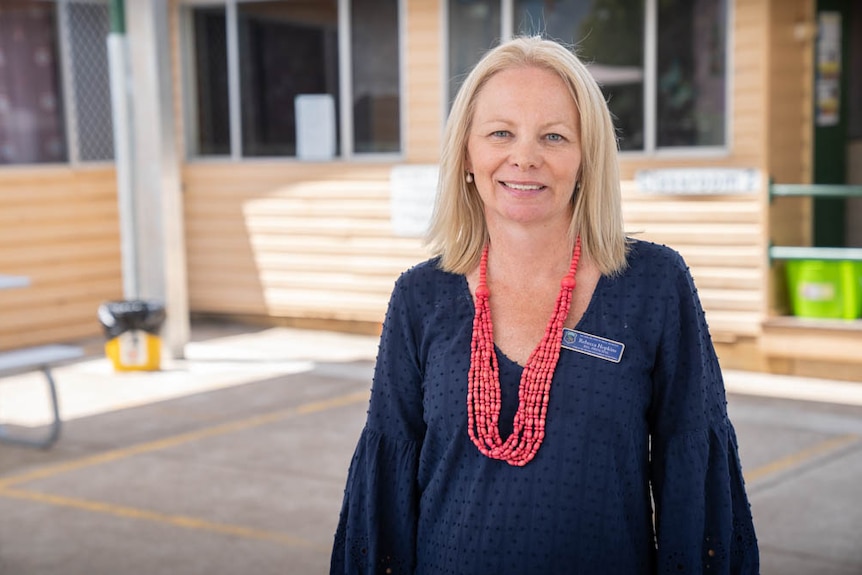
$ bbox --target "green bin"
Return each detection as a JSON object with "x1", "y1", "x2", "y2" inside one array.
[{"x1": 785, "y1": 260, "x2": 861, "y2": 319}]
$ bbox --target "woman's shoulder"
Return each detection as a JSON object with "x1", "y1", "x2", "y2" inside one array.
[
  {"x1": 397, "y1": 256, "x2": 449, "y2": 283},
  {"x1": 624, "y1": 238, "x2": 688, "y2": 274},
  {"x1": 392, "y1": 256, "x2": 464, "y2": 297},
  {"x1": 604, "y1": 239, "x2": 692, "y2": 298},
  {"x1": 386, "y1": 258, "x2": 469, "y2": 332}
]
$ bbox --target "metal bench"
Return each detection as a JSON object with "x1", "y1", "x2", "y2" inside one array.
[{"x1": 0, "y1": 344, "x2": 85, "y2": 449}]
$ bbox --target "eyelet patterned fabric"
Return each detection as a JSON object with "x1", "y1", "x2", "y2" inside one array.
[{"x1": 330, "y1": 240, "x2": 759, "y2": 575}]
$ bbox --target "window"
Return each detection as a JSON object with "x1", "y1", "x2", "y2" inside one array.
[
  {"x1": 656, "y1": 0, "x2": 727, "y2": 148},
  {"x1": 447, "y1": 0, "x2": 729, "y2": 153},
  {"x1": 190, "y1": 6, "x2": 230, "y2": 155},
  {"x1": 447, "y1": 0, "x2": 500, "y2": 106},
  {"x1": 0, "y1": 2, "x2": 67, "y2": 165},
  {"x1": 185, "y1": 0, "x2": 402, "y2": 160},
  {"x1": 352, "y1": 0, "x2": 400, "y2": 153},
  {"x1": 0, "y1": 1, "x2": 113, "y2": 166},
  {"x1": 238, "y1": 1, "x2": 339, "y2": 157}
]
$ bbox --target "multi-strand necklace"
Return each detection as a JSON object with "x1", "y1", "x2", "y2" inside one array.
[{"x1": 467, "y1": 236, "x2": 582, "y2": 466}]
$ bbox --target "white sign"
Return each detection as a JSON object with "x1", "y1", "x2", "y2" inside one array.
[
  {"x1": 390, "y1": 165, "x2": 439, "y2": 237},
  {"x1": 634, "y1": 168, "x2": 761, "y2": 195},
  {"x1": 295, "y1": 94, "x2": 336, "y2": 160}
]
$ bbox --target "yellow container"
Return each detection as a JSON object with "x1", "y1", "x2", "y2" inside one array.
[{"x1": 105, "y1": 330, "x2": 162, "y2": 371}]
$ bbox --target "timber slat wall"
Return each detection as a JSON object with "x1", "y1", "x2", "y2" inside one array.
[
  {"x1": 183, "y1": 163, "x2": 428, "y2": 324},
  {"x1": 0, "y1": 167, "x2": 122, "y2": 350},
  {"x1": 768, "y1": 0, "x2": 813, "y2": 185},
  {"x1": 405, "y1": 0, "x2": 443, "y2": 163}
]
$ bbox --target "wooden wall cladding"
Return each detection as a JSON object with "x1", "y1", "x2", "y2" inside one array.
[
  {"x1": 0, "y1": 167, "x2": 123, "y2": 350},
  {"x1": 183, "y1": 162, "x2": 428, "y2": 325}
]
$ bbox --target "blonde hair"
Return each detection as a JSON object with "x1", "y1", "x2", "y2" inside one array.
[{"x1": 425, "y1": 36, "x2": 628, "y2": 276}]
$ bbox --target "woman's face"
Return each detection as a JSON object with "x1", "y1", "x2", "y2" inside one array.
[{"x1": 466, "y1": 65, "x2": 582, "y2": 232}]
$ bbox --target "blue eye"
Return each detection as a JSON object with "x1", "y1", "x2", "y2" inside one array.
[
  {"x1": 546, "y1": 133, "x2": 564, "y2": 142},
  {"x1": 491, "y1": 130, "x2": 510, "y2": 138}
]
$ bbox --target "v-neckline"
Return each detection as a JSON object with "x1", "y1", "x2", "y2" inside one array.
[{"x1": 459, "y1": 272, "x2": 605, "y2": 368}]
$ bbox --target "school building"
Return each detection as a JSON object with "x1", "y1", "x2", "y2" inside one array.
[{"x1": 0, "y1": 0, "x2": 860, "y2": 380}]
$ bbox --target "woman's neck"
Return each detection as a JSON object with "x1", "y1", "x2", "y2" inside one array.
[{"x1": 484, "y1": 221, "x2": 576, "y2": 284}]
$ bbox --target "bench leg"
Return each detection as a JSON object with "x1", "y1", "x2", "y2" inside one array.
[{"x1": 0, "y1": 366, "x2": 62, "y2": 449}]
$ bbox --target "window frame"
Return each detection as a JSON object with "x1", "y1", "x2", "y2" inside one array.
[
  {"x1": 443, "y1": 0, "x2": 734, "y2": 157},
  {"x1": 179, "y1": 0, "x2": 406, "y2": 162},
  {"x1": 58, "y1": 0, "x2": 78, "y2": 164}
]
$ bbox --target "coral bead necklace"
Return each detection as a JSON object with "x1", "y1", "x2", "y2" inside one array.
[{"x1": 467, "y1": 236, "x2": 582, "y2": 466}]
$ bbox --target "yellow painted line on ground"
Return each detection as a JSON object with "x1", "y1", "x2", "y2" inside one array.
[
  {"x1": 744, "y1": 433, "x2": 859, "y2": 484},
  {"x1": 0, "y1": 487, "x2": 329, "y2": 552},
  {"x1": 0, "y1": 390, "x2": 368, "y2": 489}
]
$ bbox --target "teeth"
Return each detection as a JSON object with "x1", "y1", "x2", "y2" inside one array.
[{"x1": 504, "y1": 182, "x2": 542, "y2": 191}]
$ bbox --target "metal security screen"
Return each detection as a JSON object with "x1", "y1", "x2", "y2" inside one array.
[{"x1": 61, "y1": 0, "x2": 114, "y2": 162}]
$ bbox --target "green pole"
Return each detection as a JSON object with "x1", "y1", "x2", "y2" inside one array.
[{"x1": 110, "y1": 0, "x2": 126, "y2": 34}]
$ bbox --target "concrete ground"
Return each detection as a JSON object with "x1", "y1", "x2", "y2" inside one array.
[{"x1": 1, "y1": 321, "x2": 860, "y2": 574}]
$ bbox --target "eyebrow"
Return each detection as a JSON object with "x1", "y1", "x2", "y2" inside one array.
[
  {"x1": 473, "y1": 118, "x2": 580, "y2": 134},
  {"x1": 474, "y1": 118, "x2": 578, "y2": 132}
]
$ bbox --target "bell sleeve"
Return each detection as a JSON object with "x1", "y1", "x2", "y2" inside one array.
[
  {"x1": 330, "y1": 274, "x2": 425, "y2": 575},
  {"x1": 649, "y1": 252, "x2": 759, "y2": 575}
]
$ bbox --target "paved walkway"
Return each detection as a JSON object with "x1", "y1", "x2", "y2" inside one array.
[
  {"x1": 1, "y1": 322, "x2": 860, "y2": 574},
  {"x1": 4, "y1": 321, "x2": 860, "y2": 430}
]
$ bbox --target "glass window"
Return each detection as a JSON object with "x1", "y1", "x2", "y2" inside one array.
[
  {"x1": 352, "y1": 0, "x2": 400, "y2": 154},
  {"x1": 238, "y1": 1, "x2": 339, "y2": 158},
  {"x1": 448, "y1": 0, "x2": 727, "y2": 152},
  {"x1": 186, "y1": 0, "x2": 401, "y2": 160},
  {"x1": 0, "y1": 2, "x2": 67, "y2": 165},
  {"x1": 0, "y1": 1, "x2": 113, "y2": 166},
  {"x1": 657, "y1": 0, "x2": 727, "y2": 148},
  {"x1": 191, "y1": 6, "x2": 230, "y2": 156},
  {"x1": 447, "y1": 0, "x2": 500, "y2": 106},
  {"x1": 514, "y1": 0, "x2": 644, "y2": 151}
]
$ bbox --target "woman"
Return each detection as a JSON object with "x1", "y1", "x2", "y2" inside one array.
[{"x1": 331, "y1": 36, "x2": 759, "y2": 574}]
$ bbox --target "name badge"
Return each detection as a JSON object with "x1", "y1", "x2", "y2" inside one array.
[{"x1": 561, "y1": 329, "x2": 625, "y2": 363}]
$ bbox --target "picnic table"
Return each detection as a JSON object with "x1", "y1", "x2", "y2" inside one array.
[{"x1": 0, "y1": 275, "x2": 84, "y2": 448}]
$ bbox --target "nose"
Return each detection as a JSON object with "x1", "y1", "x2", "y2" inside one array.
[{"x1": 510, "y1": 138, "x2": 541, "y2": 170}]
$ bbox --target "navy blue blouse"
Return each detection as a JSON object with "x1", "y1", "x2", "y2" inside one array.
[{"x1": 331, "y1": 240, "x2": 759, "y2": 575}]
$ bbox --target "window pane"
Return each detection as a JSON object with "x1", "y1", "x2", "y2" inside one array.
[
  {"x1": 657, "y1": 0, "x2": 726, "y2": 147},
  {"x1": 238, "y1": 0, "x2": 339, "y2": 158},
  {"x1": 448, "y1": 0, "x2": 500, "y2": 107},
  {"x1": 191, "y1": 6, "x2": 230, "y2": 156},
  {"x1": 352, "y1": 0, "x2": 400, "y2": 154},
  {"x1": 0, "y1": 2, "x2": 67, "y2": 164},
  {"x1": 514, "y1": 0, "x2": 645, "y2": 151},
  {"x1": 68, "y1": 1, "x2": 114, "y2": 161}
]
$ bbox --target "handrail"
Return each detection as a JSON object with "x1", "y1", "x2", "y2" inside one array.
[
  {"x1": 769, "y1": 246, "x2": 862, "y2": 261},
  {"x1": 770, "y1": 183, "x2": 862, "y2": 198}
]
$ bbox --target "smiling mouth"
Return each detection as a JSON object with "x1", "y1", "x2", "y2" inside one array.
[{"x1": 501, "y1": 181, "x2": 544, "y2": 191}]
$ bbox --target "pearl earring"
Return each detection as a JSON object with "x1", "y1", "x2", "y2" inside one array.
[{"x1": 466, "y1": 172, "x2": 474, "y2": 184}]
